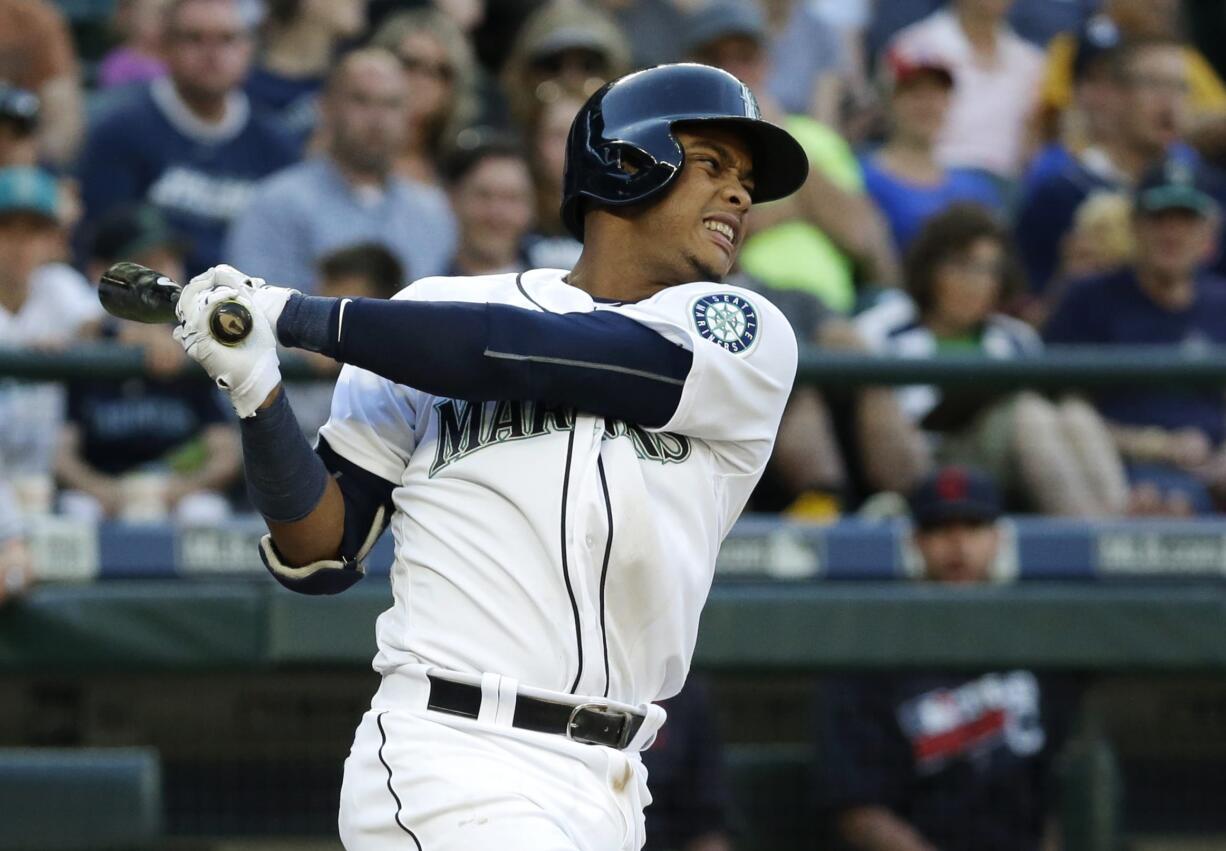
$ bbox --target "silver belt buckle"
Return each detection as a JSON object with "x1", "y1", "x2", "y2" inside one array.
[{"x1": 567, "y1": 702, "x2": 633, "y2": 749}]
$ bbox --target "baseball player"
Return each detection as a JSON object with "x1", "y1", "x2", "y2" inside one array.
[{"x1": 173, "y1": 63, "x2": 808, "y2": 850}]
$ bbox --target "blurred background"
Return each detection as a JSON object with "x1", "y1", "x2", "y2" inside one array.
[{"x1": 5, "y1": 0, "x2": 1226, "y2": 848}]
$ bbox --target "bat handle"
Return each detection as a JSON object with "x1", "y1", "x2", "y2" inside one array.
[{"x1": 208, "y1": 299, "x2": 254, "y2": 346}]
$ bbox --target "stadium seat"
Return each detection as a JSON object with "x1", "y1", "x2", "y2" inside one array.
[{"x1": 0, "y1": 747, "x2": 162, "y2": 850}]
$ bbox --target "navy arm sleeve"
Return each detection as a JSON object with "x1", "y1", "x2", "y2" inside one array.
[{"x1": 279, "y1": 296, "x2": 694, "y2": 427}]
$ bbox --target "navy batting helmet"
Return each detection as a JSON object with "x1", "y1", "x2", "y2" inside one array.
[{"x1": 560, "y1": 63, "x2": 809, "y2": 241}]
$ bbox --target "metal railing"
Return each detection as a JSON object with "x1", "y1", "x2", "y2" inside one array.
[{"x1": 6, "y1": 343, "x2": 1226, "y2": 386}]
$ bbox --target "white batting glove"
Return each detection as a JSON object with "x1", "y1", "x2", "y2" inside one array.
[
  {"x1": 173, "y1": 284, "x2": 281, "y2": 419},
  {"x1": 179, "y1": 264, "x2": 298, "y2": 335}
]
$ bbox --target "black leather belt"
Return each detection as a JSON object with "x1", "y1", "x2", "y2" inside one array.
[{"x1": 425, "y1": 673, "x2": 645, "y2": 749}]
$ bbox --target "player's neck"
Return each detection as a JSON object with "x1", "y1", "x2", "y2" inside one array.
[{"x1": 567, "y1": 244, "x2": 668, "y2": 303}]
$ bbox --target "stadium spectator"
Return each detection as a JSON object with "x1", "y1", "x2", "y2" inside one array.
[
  {"x1": 866, "y1": 0, "x2": 1094, "y2": 58},
  {"x1": 225, "y1": 48, "x2": 456, "y2": 292},
  {"x1": 687, "y1": 0, "x2": 899, "y2": 314},
  {"x1": 77, "y1": 0, "x2": 298, "y2": 279},
  {"x1": 640, "y1": 676, "x2": 734, "y2": 851},
  {"x1": 815, "y1": 465, "x2": 1076, "y2": 851},
  {"x1": 522, "y1": 89, "x2": 585, "y2": 270},
  {"x1": 0, "y1": 167, "x2": 103, "y2": 518},
  {"x1": 244, "y1": 0, "x2": 368, "y2": 152},
  {"x1": 1045, "y1": 159, "x2": 1226, "y2": 514},
  {"x1": 1038, "y1": 0, "x2": 1226, "y2": 141},
  {"x1": 0, "y1": 0, "x2": 84, "y2": 167},
  {"x1": 443, "y1": 134, "x2": 534, "y2": 277},
  {"x1": 1015, "y1": 36, "x2": 1194, "y2": 295},
  {"x1": 500, "y1": 0, "x2": 631, "y2": 130},
  {"x1": 0, "y1": 83, "x2": 39, "y2": 167},
  {"x1": 762, "y1": 0, "x2": 855, "y2": 128},
  {"x1": 283, "y1": 242, "x2": 405, "y2": 441},
  {"x1": 97, "y1": 0, "x2": 169, "y2": 89},
  {"x1": 1025, "y1": 18, "x2": 1124, "y2": 187},
  {"x1": 0, "y1": 480, "x2": 31, "y2": 605},
  {"x1": 861, "y1": 50, "x2": 1003, "y2": 255},
  {"x1": 885, "y1": 0, "x2": 1046, "y2": 182},
  {"x1": 594, "y1": 0, "x2": 692, "y2": 68},
  {"x1": 370, "y1": 8, "x2": 480, "y2": 187},
  {"x1": 856, "y1": 204, "x2": 1128, "y2": 517},
  {"x1": 56, "y1": 205, "x2": 240, "y2": 524},
  {"x1": 739, "y1": 275, "x2": 930, "y2": 516}
]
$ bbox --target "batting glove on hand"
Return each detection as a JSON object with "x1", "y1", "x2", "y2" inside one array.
[
  {"x1": 179, "y1": 264, "x2": 299, "y2": 336},
  {"x1": 173, "y1": 284, "x2": 281, "y2": 418}
]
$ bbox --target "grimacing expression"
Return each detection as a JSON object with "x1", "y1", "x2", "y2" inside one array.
[{"x1": 617, "y1": 125, "x2": 755, "y2": 284}]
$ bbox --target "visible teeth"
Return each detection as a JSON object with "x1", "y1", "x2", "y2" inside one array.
[{"x1": 704, "y1": 220, "x2": 735, "y2": 241}]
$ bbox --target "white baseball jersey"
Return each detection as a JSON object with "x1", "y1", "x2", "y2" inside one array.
[{"x1": 318, "y1": 268, "x2": 797, "y2": 706}]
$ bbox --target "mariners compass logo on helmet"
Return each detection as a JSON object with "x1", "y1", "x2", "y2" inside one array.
[{"x1": 692, "y1": 293, "x2": 759, "y2": 354}]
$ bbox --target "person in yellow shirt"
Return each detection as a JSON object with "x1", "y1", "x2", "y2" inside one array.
[{"x1": 1038, "y1": 0, "x2": 1226, "y2": 148}]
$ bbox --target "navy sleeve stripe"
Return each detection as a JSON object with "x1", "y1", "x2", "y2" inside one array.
[{"x1": 482, "y1": 349, "x2": 688, "y2": 386}]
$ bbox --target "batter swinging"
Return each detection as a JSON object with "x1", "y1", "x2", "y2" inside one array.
[{"x1": 173, "y1": 63, "x2": 808, "y2": 850}]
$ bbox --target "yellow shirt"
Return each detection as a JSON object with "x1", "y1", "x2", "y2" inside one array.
[{"x1": 1040, "y1": 33, "x2": 1226, "y2": 117}]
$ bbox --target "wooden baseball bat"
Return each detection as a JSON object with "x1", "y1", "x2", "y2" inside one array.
[{"x1": 98, "y1": 261, "x2": 253, "y2": 346}]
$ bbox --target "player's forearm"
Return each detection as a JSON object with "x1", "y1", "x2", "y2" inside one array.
[
  {"x1": 836, "y1": 806, "x2": 938, "y2": 851},
  {"x1": 240, "y1": 386, "x2": 343, "y2": 565},
  {"x1": 275, "y1": 294, "x2": 692, "y2": 426}
]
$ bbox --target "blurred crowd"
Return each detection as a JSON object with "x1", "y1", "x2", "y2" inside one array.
[
  {"x1": 3, "y1": 0, "x2": 1226, "y2": 568},
  {"x1": 7, "y1": 1, "x2": 1222, "y2": 847}
]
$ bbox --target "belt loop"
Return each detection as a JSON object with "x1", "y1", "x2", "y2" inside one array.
[
  {"x1": 478, "y1": 673, "x2": 501, "y2": 725},
  {"x1": 494, "y1": 675, "x2": 519, "y2": 727}
]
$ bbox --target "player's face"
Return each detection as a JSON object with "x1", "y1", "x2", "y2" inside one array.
[
  {"x1": 629, "y1": 127, "x2": 754, "y2": 284},
  {"x1": 914, "y1": 521, "x2": 1000, "y2": 584}
]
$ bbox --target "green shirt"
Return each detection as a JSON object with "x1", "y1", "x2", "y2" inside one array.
[{"x1": 738, "y1": 116, "x2": 863, "y2": 313}]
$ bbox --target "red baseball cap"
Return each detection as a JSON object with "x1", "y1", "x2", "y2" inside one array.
[{"x1": 881, "y1": 47, "x2": 954, "y2": 92}]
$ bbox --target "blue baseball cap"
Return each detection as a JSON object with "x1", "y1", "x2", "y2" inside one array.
[
  {"x1": 907, "y1": 466, "x2": 1002, "y2": 528},
  {"x1": 0, "y1": 166, "x2": 59, "y2": 222}
]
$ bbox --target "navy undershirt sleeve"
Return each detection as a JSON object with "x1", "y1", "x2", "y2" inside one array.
[{"x1": 279, "y1": 296, "x2": 694, "y2": 427}]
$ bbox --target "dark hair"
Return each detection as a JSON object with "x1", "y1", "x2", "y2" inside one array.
[
  {"x1": 317, "y1": 243, "x2": 405, "y2": 299},
  {"x1": 442, "y1": 131, "x2": 528, "y2": 186},
  {"x1": 903, "y1": 203, "x2": 1024, "y2": 314},
  {"x1": 262, "y1": 0, "x2": 301, "y2": 30}
]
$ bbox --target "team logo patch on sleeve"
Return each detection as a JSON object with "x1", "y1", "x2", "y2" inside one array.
[{"x1": 691, "y1": 293, "x2": 759, "y2": 354}]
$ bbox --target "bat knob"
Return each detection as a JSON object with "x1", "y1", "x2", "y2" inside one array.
[{"x1": 208, "y1": 300, "x2": 253, "y2": 345}]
